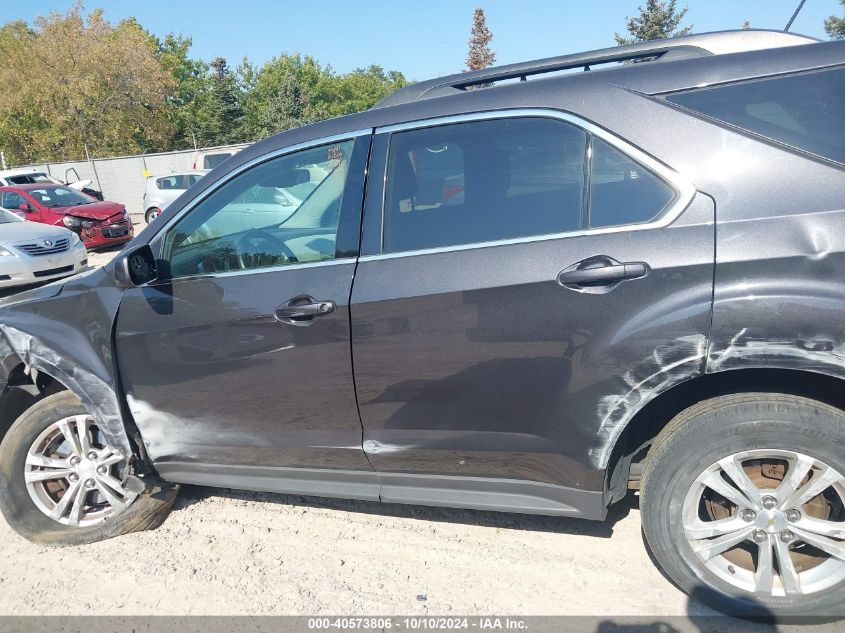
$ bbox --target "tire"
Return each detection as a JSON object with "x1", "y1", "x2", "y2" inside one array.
[
  {"x1": 145, "y1": 207, "x2": 161, "y2": 224},
  {"x1": 641, "y1": 393, "x2": 845, "y2": 618},
  {"x1": 0, "y1": 391, "x2": 178, "y2": 546}
]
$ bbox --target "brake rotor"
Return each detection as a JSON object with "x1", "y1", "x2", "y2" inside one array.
[{"x1": 703, "y1": 458, "x2": 830, "y2": 573}]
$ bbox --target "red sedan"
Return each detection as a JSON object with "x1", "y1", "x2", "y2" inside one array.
[{"x1": 0, "y1": 184, "x2": 133, "y2": 250}]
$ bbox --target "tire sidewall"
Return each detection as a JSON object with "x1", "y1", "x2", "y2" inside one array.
[
  {"x1": 0, "y1": 392, "x2": 177, "y2": 546},
  {"x1": 642, "y1": 400, "x2": 845, "y2": 617}
]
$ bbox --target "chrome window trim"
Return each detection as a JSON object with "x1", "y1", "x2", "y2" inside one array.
[
  {"x1": 369, "y1": 108, "x2": 696, "y2": 261},
  {"x1": 147, "y1": 257, "x2": 354, "y2": 288}
]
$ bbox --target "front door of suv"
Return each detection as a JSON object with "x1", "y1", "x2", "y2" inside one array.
[
  {"x1": 350, "y1": 111, "x2": 714, "y2": 513},
  {"x1": 115, "y1": 133, "x2": 375, "y2": 485}
]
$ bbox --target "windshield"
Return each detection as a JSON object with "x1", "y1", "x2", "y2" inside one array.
[
  {"x1": 0, "y1": 209, "x2": 23, "y2": 223},
  {"x1": 8, "y1": 173, "x2": 53, "y2": 185},
  {"x1": 27, "y1": 187, "x2": 95, "y2": 208}
]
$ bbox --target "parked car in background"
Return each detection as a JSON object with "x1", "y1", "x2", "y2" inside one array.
[
  {"x1": 0, "y1": 184, "x2": 132, "y2": 250},
  {"x1": 143, "y1": 170, "x2": 208, "y2": 223},
  {"x1": 0, "y1": 30, "x2": 843, "y2": 619},
  {"x1": 0, "y1": 208, "x2": 87, "y2": 288},
  {"x1": 0, "y1": 168, "x2": 104, "y2": 200},
  {"x1": 192, "y1": 145, "x2": 247, "y2": 170}
]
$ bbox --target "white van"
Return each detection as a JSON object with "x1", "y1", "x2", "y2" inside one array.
[{"x1": 191, "y1": 145, "x2": 249, "y2": 170}]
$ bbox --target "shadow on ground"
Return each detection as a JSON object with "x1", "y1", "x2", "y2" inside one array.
[{"x1": 174, "y1": 483, "x2": 638, "y2": 538}]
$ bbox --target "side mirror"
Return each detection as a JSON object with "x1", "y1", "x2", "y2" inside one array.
[
  {"x1": 17, "y1": 203, "x2": 32, "y2": 213},
  {"x1": 113, "y1": 244, "x2": 158, "y2": 288}
]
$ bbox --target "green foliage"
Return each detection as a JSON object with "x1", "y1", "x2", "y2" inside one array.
[
  {"x1": 314, "y1": 65, "x2": 409, "y2": 118},
  {"x1": 826, "y1": 0, "x2": 845, "y2": 39},
  {"x1": 615, "y1": 0, "x2": 692, "y2": 45},
  {"x1": 241, "y1": 55, "x2": 408, "y2": 139},
  {"x1": 155, "y1": 33, "x2": 210, "y2": 147},
  {"x1": 0, "y1": 7, "x2": 410, "y2": 163},
  {"x1": 190, "y1": 57, "x2": 246, "y2": 146},
  {"x1": 0, "y1": 4, "x2": 175, "y2": 164}
]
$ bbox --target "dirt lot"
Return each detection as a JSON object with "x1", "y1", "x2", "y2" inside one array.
[
  {"x1": 0, "y1": 486, "x2": 715, "y2": 617},
  {"x1": 0, "y1": 215, "x2": 724, "y2": 620}
]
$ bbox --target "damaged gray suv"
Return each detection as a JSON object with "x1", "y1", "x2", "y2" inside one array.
[{"x1": 1, "y1": 30, "x2": 844, "y2": 617}]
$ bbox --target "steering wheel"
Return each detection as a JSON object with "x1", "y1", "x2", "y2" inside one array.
[{"x1": 235, "y1": 229, "x2": 298, "y2": 269}]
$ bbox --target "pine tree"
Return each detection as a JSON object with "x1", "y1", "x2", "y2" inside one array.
[
  {"x1": 742, "y1": 19, "x2": 751, "y2": 30},
  {"x1": 466, "y1": 8, "x2": 496, "y2": 71},
  {"x1": 614, "y1": 0, "x2": 692, "y2": 45},
  {"x1": 195, "y1": 57, "x2": 245, "y2": 145},
  {"x1": 825, "y1": 0, "x2": 845, "y2": 39}
]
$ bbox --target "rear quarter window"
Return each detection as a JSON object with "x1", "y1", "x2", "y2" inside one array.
[{"x1": 664, "y1": 66, "x2": 845, "y2": 165}]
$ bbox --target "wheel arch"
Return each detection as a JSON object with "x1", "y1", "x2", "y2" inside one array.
[
  {"x1": 0, "y1": 357, "x2": 70, "y2": 446},
  {"x1": 605, "y1": 367, "x2": 845, "y2": 504}
]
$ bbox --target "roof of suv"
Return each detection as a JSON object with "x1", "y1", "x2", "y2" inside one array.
[
  {"x1": 375, "y1": 29, "x2": 820, "y2": 108},
  {"x1": 201, "y1": 29, "x2": 840, "y2": 198}
]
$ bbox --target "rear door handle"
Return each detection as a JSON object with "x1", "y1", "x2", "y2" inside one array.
[
  {"x1": 558, "y1": 262, "x2": 648, "y2": 286},
  {"x1": 275, "y1": 295, "x2": 336, "y2": 325},
  {"x1": 557, "y1": 256, "x2": 649, "y2": 293}
]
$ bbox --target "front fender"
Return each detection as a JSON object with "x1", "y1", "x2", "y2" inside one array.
[{"x1": 0, "y1": 268, "x2": 131, "y2": 454}]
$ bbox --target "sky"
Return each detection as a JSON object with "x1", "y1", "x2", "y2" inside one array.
[{"x1": 6, "y1": 0, "x2": 842, "y2": 79}]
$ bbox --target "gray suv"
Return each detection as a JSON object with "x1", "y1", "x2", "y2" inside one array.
[{"x1": 1, "y1": 30, "x2": 843, "y2": 618}]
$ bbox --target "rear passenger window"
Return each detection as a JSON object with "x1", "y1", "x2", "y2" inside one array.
[
  {"x1": 664, "y1": 67, "x2": 845, "y2": 165},
  {"x1": 589, "y1": 138, "x2": 676, "y2": 228},
  {"x1": 383, "y1": 118, "x2": 587, "y2": 253}
]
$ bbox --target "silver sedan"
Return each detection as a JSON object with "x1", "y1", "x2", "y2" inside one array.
[{"x1": 0, "y1": 209, "x2": 88, "y2": 289}]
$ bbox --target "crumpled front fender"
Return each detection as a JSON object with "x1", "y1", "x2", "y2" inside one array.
[{"x1": 0, "y1": 268, "x2": 132, "y2": 454}]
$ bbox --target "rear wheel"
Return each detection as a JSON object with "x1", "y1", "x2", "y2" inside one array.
[
  {"x1": 145, "y1": 207, "x2": 162, "y2": 223},
  {"x1": 641, "y1": 393, "x2": 845, "y2": 617},
  {"x1": 0, "y1": 391, "x2": 178, "y2": 545}
]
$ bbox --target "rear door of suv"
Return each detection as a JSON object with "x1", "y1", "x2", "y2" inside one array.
[{"x1": 349, "y1": 110, "x2": 715, "y2": 513}]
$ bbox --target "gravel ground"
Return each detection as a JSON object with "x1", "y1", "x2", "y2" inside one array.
[
  {"x1": 0, "y1": 213, "x2": 740, "y2": 621},
  {"x1": 0, "y1": 487, "x2": 717, "y2": 617}
]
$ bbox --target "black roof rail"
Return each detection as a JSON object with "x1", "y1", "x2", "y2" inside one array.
[{"x1": 374, "y1": 29, "x2": 819, "y2": 109}]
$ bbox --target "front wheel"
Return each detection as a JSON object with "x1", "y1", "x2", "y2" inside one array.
[
  {"x1": 0, "y1": 391, "x2": 178, "y2": 546},
  {"x1": 641, "y1": 393, "x2": 845, "y2": 617}
]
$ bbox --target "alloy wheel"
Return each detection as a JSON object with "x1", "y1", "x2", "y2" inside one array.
[
  {"x1": 24, "y1": 415, "x2": 137, "y2": 527},
  {"x1": 682, "y1": 449, "x2": 845, "y2": 597}
]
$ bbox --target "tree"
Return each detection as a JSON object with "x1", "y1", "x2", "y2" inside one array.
[
  {"x1": 466, "y1": 8, "x2": 495, "y2": 71},
  {"x1": 0, "y1": 5, "x2": 410, "y2": 160},
  {"x1": 615, "y1": 0, "x2": 692, "y2": 45},
  {"x1": 314, "y1": 65, "x2": 408, "y2": 118},
  {"x1": 826, "y1": 0, "x2": 845, "y2": 39},
  {"x1": 191, "y1": 57, "x2": 246, "y2": 146},
  {"x1": 241, "y1": 55, "x2": 408, "y2": 140},
  {"x1": 154, "y1": 33, "x2": 209, "y2": 148},
  {"x1": 742, "y1": 19, "x2": 751, "y2": 30},
  {"x1": 241, "y1": 53, "x2": 324, "y2": 139},
  {"x1": 0, "y1": 4, "x2": 175, "y2": 163}
]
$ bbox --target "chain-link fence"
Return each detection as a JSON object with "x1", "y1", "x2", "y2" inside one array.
[{"x1": 17, "y1": 143, "x2": 249, "y2": 215}]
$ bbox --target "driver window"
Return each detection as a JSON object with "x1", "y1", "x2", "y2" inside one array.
[{"x1": 163, "y1": 139, "x2": 354, "y2": 279}]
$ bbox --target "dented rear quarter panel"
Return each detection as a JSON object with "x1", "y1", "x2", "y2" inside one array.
[{"x1": 708, "y1": 200, "x2": 845, "y2": 378}]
